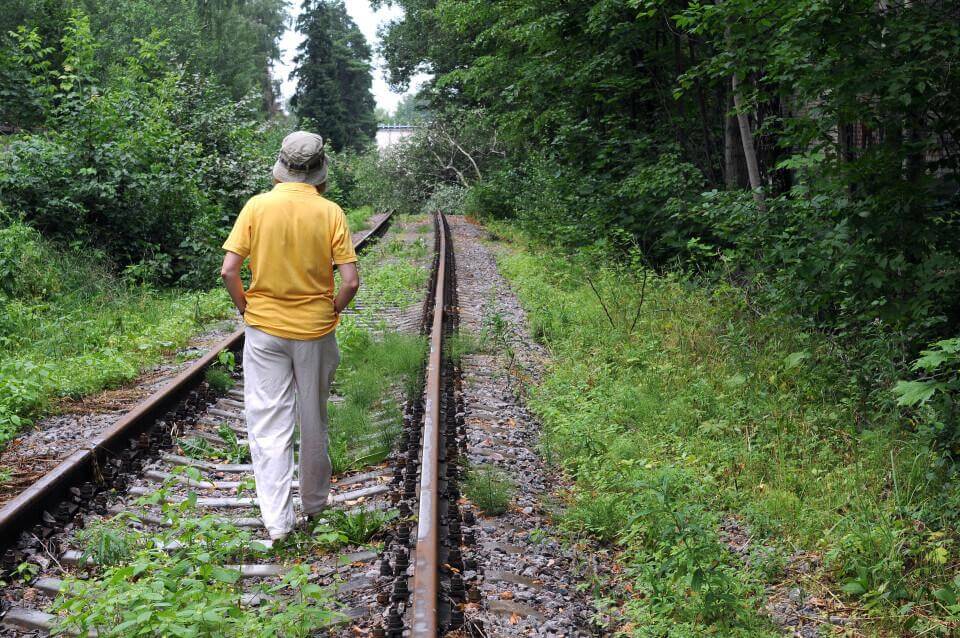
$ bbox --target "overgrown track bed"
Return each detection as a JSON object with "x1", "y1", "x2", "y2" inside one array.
[
  {"x1": 0, "y1": 212, "x2": 473, "y2": 636},
  {"x1": 1, "y1": 213, "x2": 604, "y2": 637}
]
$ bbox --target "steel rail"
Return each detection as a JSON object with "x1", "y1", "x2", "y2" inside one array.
[
  {"x1": 0, "y1": 210, "x2": 394, "y2": 550},
  {"x1": 411, "y1": 211, "x2": 448, "y2": 636}
]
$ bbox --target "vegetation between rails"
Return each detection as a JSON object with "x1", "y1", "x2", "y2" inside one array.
[
  {"x1": 345, "y1": 204, "x2": 375, "y2": 234},
  {"x1": 52, "y1": 476, "x2": 344, "y2": 638},
  {"x1": 496, "y1": 234, "x2": 960, "y2": 635},
  {"x1": 342, "y1": 218, "x2": 431, "y2": 326},
  {"x1": 329, "y1": 321, "x2": 425, "y2": 474}
]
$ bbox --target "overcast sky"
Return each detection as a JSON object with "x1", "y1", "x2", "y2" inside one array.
[{"x1": 274, "y1": 1, "x2": 428, "y2": 115}]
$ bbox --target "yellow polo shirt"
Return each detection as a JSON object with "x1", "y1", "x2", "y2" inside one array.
[{"x1": 222, "y1": 182, "x2": 357, "y2": 340}]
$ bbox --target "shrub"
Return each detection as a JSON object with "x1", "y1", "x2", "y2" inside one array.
[
  {"x1": 0, "y1": 359, "x2": 53, "y2": 443},
  {"x1": 421, "y1": 183, "x2": 466, "y2": 215},
  {"x1": 0, "y1": 15, "x2": 281, "y2": 288},
  {"x1": 464, "y1": 464, "x2": 514, "y2": 516},
  {"x1": 0, "y1": 219, "x2": 60, "y2": 299}
]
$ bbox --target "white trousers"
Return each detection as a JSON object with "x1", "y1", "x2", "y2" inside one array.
[{"x1": 242, "y1": 326, "x2": 340, "y2": 539}]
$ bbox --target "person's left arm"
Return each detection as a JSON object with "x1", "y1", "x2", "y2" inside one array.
[{"x1": 334, "y1": 262, "x2": 360, "y2": 314}]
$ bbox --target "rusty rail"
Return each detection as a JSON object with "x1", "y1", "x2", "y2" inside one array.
[
  {"x1": 0, "y1": 210, "x2": 394, "y2": 551},
  {"x1": 411, "y1": 212, "x2": 449, "y2": 636}
]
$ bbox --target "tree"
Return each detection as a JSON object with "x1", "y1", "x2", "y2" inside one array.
[{"x1": 291, "y1": 0, "x2": 376, "y2": 152}]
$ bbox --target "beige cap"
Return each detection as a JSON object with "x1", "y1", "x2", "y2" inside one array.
[{"x1": 272, "y1": 131, "x2": 328, "y2": 185}]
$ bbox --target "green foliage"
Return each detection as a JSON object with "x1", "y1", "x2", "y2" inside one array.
[
  {"x1": 499, "y1": 241, "x2": 960, "y2": 633},
  {"x1": 320, "y1": 509, "x2": 396, "y2": 546},
  {"x1": 444, "y1": 331, "x2": 483, "y2": 366},
  {"x1": 895, "y1": 337, "x2": 960, "y2": 451},
  {"x1": 216, "y1": 425, "x2": 251, "y2": 464},
  {"x1": 329, "y1": 318, "x2": 426, "y2": 472},
  {"x1": 356, "y1": 262, "x2": 427, "y2": 308},
  {"x1": 422, "y1": 183, "x2": 467, "y2": 216},
  {"x1": 344, "y1": 205, "x2": 374, "y2": 233},
  {"x1": 373, "y1": 0, "x2": 960, "y2": 424},
  {"x1": 354, "y1": 114, "x2": 501, "y2": 216},
  {"x1": 291, "y1": 0, "x2": 376, "y2": 152},
  {"x1": 177, "y1": 425, "x2": 249, "y2": 464},
  {"x1": 325, "y1": 150, "x2": 378, "y2": 210},
  {"x1": 0, "y1": 7, "x2": 287, "y2": 288},
  {"x1": 0, "y1": 0, "x2": 286, "y2": 108},
  {"x1": 0, "y1": 224, "x2": 234, "y2": 448},
  {"x1": 0, "y1": 218, "x2": 60, "y2": 299},
  {"x1": 77, "y1": 515, "x2": 141, "y2": 566},
  {"x1": 464, "y1": 465, "x2": 514, "y2": 516},
  {"x1": 177, "y1": 435, "x2": 217, "y2": 461},
  {"x1": 205, "y1": 367, "x2": 235, "y2": 393},
  {"x1": 216, "y1": 350, "x2": 236, "y2": 372}
]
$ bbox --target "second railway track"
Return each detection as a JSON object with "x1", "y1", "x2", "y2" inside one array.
[{"x1": 0, "y1": 212, "x2": 478, "y2": 637}]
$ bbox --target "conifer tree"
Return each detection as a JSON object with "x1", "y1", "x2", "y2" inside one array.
[{"x1": 291, "y1": 0, "x2": 376, "y2": 152}]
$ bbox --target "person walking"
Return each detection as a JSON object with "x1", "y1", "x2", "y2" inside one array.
[{"x1": 219, "y1": 131, "x2": 360, "y2": 542}]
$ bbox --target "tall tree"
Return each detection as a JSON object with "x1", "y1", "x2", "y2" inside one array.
[{"x1": 291, "y1": 0, "x2": 376, "y2": 152}]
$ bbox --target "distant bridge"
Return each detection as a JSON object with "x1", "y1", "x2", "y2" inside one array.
[{"x1": 376, "y1": 124, "x2": 416, "y2": 150}]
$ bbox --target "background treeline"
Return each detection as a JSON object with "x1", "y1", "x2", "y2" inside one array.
[{"x1": 369, "y1": 0, "x2": 960, "y2": 428}]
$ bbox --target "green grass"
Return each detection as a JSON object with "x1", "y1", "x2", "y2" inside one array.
[
  {"x1": 205, "y1": 367, "x2": 235, "y2": 393},
  {"x1": 318, "y1": 509, "x2": 396, "y2": 545},
  {"x1": 353, "y1": 261, "x2": 428, "y2": 310},
  {"x1": 327, "y1": 218, "x2": 431, "y2": 472},
  {"x1": 0, "y1": 225, "x2": 234, "y2": 449},
  {"x1": 345, "y1": 205, "x2": 375, "y2": 233},
  {"x1": 329, "y1": 323, "x2": 426, "y2": 473},
  {"x1": 464, "y1": 464, "x2": 514, "y2": 516},
  {"x1": 495, "y1": 232, "x2": 960, "y2": 636},
  {"x1": 444, "y1": 331, "x2": 484, "y2": 365},
  {"x1": 336, "y1": 228, "x2": 430, "y2": 327}
]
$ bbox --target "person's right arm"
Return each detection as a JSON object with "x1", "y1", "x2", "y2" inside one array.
[
  {"x1": 221, "y1": 204, "x2": 252, "y2": 316},
  {"x1": 220, "y1": 251, "x2": 247, "y2": 315}
]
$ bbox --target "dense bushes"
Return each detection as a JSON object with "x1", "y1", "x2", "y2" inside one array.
[
  {"x1": 0, "y1": 10, "x2": 285, "y2": 288},
  {"x1": 0, "y1": 217, "x2": 60, "y2": 299},
  {"x1": 0, "y1": 212, "x2": 234, "y2": 446},
  {"x1": 0, "y1": 6, "x2": 288, "y2": 445},
  {"x1": 499, "y1": 243, "x2": 960, "y2": 634},
  {"x1": 373, "y1": 0, "x2": 960, "y2": 399}
]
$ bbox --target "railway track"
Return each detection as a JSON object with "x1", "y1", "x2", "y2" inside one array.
[{"x1": 0, "y1": 212, "x2": 477, "y2": 637}]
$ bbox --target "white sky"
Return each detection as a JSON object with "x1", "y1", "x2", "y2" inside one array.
[{"x1": 274, "y1": 0, "x2": 429, "y2": 115}]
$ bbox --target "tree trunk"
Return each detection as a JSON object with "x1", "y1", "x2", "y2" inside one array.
[
  {"x1": 731, "y1": 73, "x2": 765, "y2": 210},
  {"x1": 724, "y1": 93, "x2": 743, "y2": 188},
  {"x1": 689, "y1": 39, "x2": 720, "y2": 185}
]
